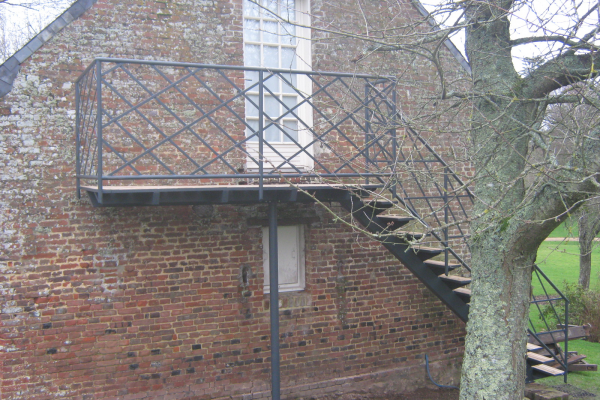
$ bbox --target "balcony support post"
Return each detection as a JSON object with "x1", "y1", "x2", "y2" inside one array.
[
  {"x1": 96, "y1": 60, "x2": 103, "y2": 205},
  {"x1": 268, "y1": 202, "x2": 280, "y2": 400},
  {"x1": 259, "y1": 70, "x2": 264, "y2": 201},
  {"x1": 75, "y1": 79, "x2": 81, "y2": 199}
]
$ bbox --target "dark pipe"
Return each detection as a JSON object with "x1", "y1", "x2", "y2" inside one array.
[{"x1": 425, "y1": 354, "x2": 459, "y2": 390}]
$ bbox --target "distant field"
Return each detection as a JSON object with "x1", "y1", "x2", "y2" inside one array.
[
  {"x1": 533, "y1": 242, "x2": 600, "y2": 296},
  {"x1": 548, "y1": 217, "x2": 579, "y2": 238}
]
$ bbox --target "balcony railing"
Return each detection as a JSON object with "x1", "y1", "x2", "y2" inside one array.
[
  {"x1": 75, "y1": 58, "x2": 473, "y2": 270},
  {"x1": 75, "y1": 58, "x2": 400, "y2": 190}
]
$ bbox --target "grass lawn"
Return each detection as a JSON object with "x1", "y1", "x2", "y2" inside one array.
[
  {"x1": 548, "y1": 217, "x2": 579, "y2": 238},
  {"x1": 531, "y1": 221, "x2": 600, "y2": 397},
  {"x1": 532, "y1": 241, "x2": 600, "y2": 296},
  {"x1": 538, "y1": 339, "x2": 600, "y2": 396}
]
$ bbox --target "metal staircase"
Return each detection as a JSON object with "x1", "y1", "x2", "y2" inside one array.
[{"x1": 74, "y1": 58, "x2": 584, "y2": 384}]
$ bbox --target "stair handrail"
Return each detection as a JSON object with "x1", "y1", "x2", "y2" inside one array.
[
  {"x1": 362, "y1": 87, "x2": 474, "y2": 273},
  {"x1": 528, "y1": 264, "x2": 569, "y2": 382}
]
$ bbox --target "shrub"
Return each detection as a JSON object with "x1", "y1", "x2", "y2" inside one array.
[{"x1": 537, "y1": 282, "x2": 600, "y2": 343}]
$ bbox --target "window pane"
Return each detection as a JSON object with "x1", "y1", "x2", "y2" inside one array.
[
  {"x1": 264, "y1": 72, "x2": 279, "y2": 93},
  {"x1": 244, "y1": 0, "x2": 260, "y2": 17},
  {"x1": 263, "y1": 46, "x2": 279, "y2": 68},
  {"x1": 244, "y1": 19, "x2": 260, "y2": 42},
  {"x1": 281, "y1": 47, "x2": 296, "y2": 69},
  {"x1": 281, "y1": 0, "x2": 295, "y2": 20},
  {"x1": 262, "y1": 0, "x2": 278, "y2": 14},
  {"x1": 264, "y1": 95, "x2": 279, "y2": 118},
  {"x1": 281, "y1": 23, "x2": 296, "y2": 45},
  {"x1": 283, "y1": 120, "x2": 298, "y2": 142},
  {"x1": 265, "y1": 96, "x2": 280, "y2": 119},
  {"x1": 265, "y1": 124, "x2": 280, "y2": 142},
  {"x1": 263, "y1": 21, "x2": 279, "y2": 44},
  {"x1": 245, "y1": 44, "x2": 260, "y2": 67},
  {"x1": 246, "y1": 95, "x2": 259, "y2": 117},
  {"x1": 282, "y1": 95, "x2": 297, "y2": 116},
  {"x1": 246, "y1": 119, "x2": 259, "y2": 142}
]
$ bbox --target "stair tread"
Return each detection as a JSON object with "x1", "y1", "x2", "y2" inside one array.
[
  {"x1": 527, "y1": 352, "x2": 554, "y2": 364},
  {"x1": 527, "y1": 343, "x2": 543, "y2": 351},
  {"x1": 531, "y1": 364, "x2": 565, "y2": 376},
  {"x1": 454, "y1": 288, "x2": 471, "y2": 295},
  {"x1": 365, "y1": 199, "x2": 394, "y2": 206},
  {"x1": 412, "y1": 246, "x2": 442, "y2": 252},
  {"x1": 424, "y1": 260, "x2": 461, "y2": 268},
  {"x1": 439, "y1": 275, "x2": 471, "y2": 282},
  {"x1": 378, "y1": 216, "x2": 414, "y2": 223}
]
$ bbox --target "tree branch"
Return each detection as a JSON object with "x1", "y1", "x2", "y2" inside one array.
[
  {"x1": 510, "y1": 36, "x2": 598, "y2": 50},
  {"x1": 524, "y1": 51, "x2": 600, "y2": 99}
]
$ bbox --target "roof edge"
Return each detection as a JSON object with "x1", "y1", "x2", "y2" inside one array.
[
  {"x1": 0, "y1": 0, "x2": 97, "y2": 99},
  {"x1": 411, "y1": 0, "x2": 472, "y2": 75}
]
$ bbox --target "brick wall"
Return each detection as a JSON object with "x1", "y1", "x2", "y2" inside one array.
[{"x1": 0, "y1": 0, "x2": 468, "y2": 398}]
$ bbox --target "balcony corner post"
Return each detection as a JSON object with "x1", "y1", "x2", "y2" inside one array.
[
  {"x1": 75, "y1": 80, "x2": 81, "y2": 199},
  {"x1": 96, "y1": 60, "x2": 103, "y2": 205},
  {"x1": 268, "y1": 202, "x2": 280, "y2": 400},
  {"x1": 259, "y1": 70, "x2": 264, "y2": 201}
]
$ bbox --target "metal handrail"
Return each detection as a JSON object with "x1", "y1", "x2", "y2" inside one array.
[{"x1": 528, "y1": 264, "x2": 570, "y2": 382}]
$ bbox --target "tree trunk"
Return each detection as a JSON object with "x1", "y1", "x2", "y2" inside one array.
[
  {"x1": 459, "y1": 227, "x2": 535, "y2": 400},
  {"x1": 579, "y1": 248, "x2": 592, "y2": 289},
  {"x1": 578, "y1": 204, "x2": 600, "y2": 289}
]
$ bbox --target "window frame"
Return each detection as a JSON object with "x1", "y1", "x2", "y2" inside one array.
[
  {"x1": 243, "y1": 0, "x2": 313, "y2": 172},
  {"x1": 262, "y1": 224, "x2": 306, "y2": 294}
]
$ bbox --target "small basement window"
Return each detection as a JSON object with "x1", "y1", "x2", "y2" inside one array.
[{"x1": 262, "y1": 225, "x2": 305, "y2": 293}]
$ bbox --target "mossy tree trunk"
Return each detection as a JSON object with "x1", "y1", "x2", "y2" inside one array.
[{"x1": 458, "y1": 1, "x2": 600, "y2": 398}]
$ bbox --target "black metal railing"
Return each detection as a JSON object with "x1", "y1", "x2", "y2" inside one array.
[
  {"x1": 528, "y1": 265, "x2": 570, "y2": 382},
  {"x1": 75, "y1": 58, "x2": 473, "y2": 271}
]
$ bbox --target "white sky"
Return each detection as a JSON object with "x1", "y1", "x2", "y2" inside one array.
[{"x1": 420, "y1": 0, "x2": 600, "y2": 74}]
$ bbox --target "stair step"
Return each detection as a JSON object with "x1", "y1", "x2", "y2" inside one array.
[
  {"x1": 411, "y1": 246, "x2": 443, "y2": 261},
  {"x1": 527, "y1": 352, "x2": 554, "y2": 364},
  {"x1": 396, "y1": 231, "x2": 427, "y2": 241},
  {"x1": 424, "y1": 260, "x2": 460, "y2": 274},
  {"x1": 376, "y1": 216, "x2": 414, "y2": 231},
  {"x1": 529, "y1": 325, "x2": 590, "y2": 345},
  {"x1": 364, "y1": 199, "x2": 394, "y2": 215},
  {"x1": 549, "y1": 354, "x2": 587, "y2": 369},
  {"x1": 439, "y1": 275, "x2": 471, "y2": 289},
  {"x1": 566, "y1": 361, "x2": 597, "y2": 372},
  {"x1": 531, "y1": 364, "x2": 565, "y2": 376},
  {"x1": 527, "y1": 343, "x2": 543, "y2": 351},
  {"x1": 453, "y1": 287, "x2": 471, "y2": 302}
]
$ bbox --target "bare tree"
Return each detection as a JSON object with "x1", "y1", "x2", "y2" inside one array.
[
  {"x1": 539, "y1": 86, "x2": 600, "y2": 289},
  {"x1": 296, "y1": 0, "x2": 600, "y2": 398}
]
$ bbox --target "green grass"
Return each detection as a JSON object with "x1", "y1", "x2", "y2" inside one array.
[
  {"x1": 532, "y1": 241, "x2": 600, "y2": 296},
  {"x1": 530, "y1": 222, "x2": 600, "y2": 397},
  {"x1": 538, "y1": 339, "x2": 600, "y2": 396},
  {"x1": 548, "y1": 217, "x2": 579, "y2": 238}
]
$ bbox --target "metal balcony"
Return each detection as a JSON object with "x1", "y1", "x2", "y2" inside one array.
[{"x1": 75, "y1": 58, "x2": 399, "y2": 206}]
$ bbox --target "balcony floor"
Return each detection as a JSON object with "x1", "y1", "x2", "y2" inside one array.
[{"x1": 81, "y1": 184, "x2": 382, "y2": 207}]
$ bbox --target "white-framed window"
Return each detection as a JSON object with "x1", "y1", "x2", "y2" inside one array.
[
  {"x1": 262, "y1": 225, "x2": 306, "y2": 293},
  {"x1": 243, "y1": 0, "x2": 313, "y2": 171}
]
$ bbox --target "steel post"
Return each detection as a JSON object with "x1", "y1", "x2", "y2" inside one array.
[
  {"x1": 259, "y1": 70, "x2": 264, "y2": 201},
  {"x1": 96, "y1": 60, "x2": 103, "y2": 205},
  {"x1": 75, "y1": 80, "x2": 81, "y2": 199},
  {"x1": 268, "y1": 202, "x2": 280, "y2": 400}
]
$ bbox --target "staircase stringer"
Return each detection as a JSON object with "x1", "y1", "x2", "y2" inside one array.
[{"x1": 339, "y1": 197, "x2": 470, "y2": 322}]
